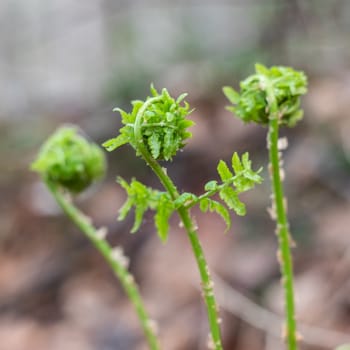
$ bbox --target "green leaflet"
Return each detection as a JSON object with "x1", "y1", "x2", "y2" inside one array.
[
  {"x1": 222, "y1": 86, "x2": 239, "y2": 104},
  {"x1": 163, "y1": 128, "x2": 175, "y2": 161},
  {"x1": 102, "y1": 134, "x2": 128, "y2": 152},
  {"x1": 231, "y1": 152, "x2": 243, "y2": 173},
  {"x1": 117, "y1": 177, "x2": 175, "y2": 241},
  {"x1": 117, "y1": 177, "x2": 154, "y2": 234},
  {"x1": 231, "y1": 152, "x2": 263, "y2": 193},
  {"x1": 204, "y1": 180, "x2": 218, "y2": 192},
  {"x1": 174, "y1": 192, "x2": 198, "y2": 208},
  {"x1": 118, "y1": 198, "x2": 134, "y2": 221},
  {"x1": 148, "y1": 133, "x2": 161, "y2": 159},
  {"x1": 217, "y1": 160, "x2": 233, "y2": 182},
  {"x1": 219, "y1": 187, "x2": 246, "y2": 216},
  {"x1": 155, "y1": 193, "x2": 175, "y2": 242}
]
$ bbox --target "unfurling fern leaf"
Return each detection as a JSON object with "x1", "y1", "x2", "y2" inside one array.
[{"x1": 103, "y1": 85, "x2": 194, "y2": 161}]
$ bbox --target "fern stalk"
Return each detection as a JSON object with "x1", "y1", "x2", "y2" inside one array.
[
  {"x1": 46, "y1": 180, "x2": 160, "y2": 350},
  {"x1": 134, "y1": 97, "x2": 223, "y2": 350},
  {"x1": 263, "y1": 77, "x2": 298, "y2": 350}
]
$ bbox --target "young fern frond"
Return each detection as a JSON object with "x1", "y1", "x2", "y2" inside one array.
[
  {"x1": 31, "y1": 126, "x2": 106, "y2": 193},
  {"x1": 31, "y1": 126, "x2": 160, "y2": 350},
  {"x1": 103, "y1": 85, "x2": 194, "y2": 160},
  {"x1": 104, "y1": 85, "x2": 263, "y2": 350},
  {"x1": 223, "y1": 64, "x2": 307, "y2": 127},
  {"x1": 223, "y1": 64, "x2": 308, "y2": 350}
]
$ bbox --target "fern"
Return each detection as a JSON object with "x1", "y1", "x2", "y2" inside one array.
[
  {"x1": 104, "y1": 85, "x2": 264, "y2": 350},
  {"x1": 223, "y1": 64, "x2": 308, "y2": 350},
  {"x1": 103, "y1": 85, "x2": 194, "y2": 160}
]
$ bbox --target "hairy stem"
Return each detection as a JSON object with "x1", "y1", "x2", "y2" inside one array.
[
  {"x1": 46, "y1": 180, "x2": 160, "y2": 350},
  {"x1": 134, "y1": 98, "x2": 223, "y2": 350},
  {"x1": 263, "y1": 79, "x2": 298, "y2": 350}
]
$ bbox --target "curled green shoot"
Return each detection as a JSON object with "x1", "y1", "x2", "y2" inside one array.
[
  {"x1": 104, "y1": 86, "x2": 262, "y2": 349},
  {"x1": 224, "y1": 64, "x2": 308, "y2": 350},
  {"x1": 31, "y1": 126, "x2": 160, "y2": 350}
]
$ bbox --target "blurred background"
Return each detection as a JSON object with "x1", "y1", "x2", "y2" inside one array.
[{"x1": 1, "y1": 0, "x2": 350, "y2": 349}]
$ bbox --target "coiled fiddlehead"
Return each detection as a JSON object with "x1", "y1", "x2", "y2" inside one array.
[
  {"x1": 224, "y1": 64, "x2": 308, "y2": 350},
  {"x1": 223, "y1": 64, "x2": 307, "y2": 127},
  {"x1": 103, "y1": 85, "x2": 194, "y2": 160},
  {"x1": 31, "y1": 126, "x2": 106, "y2": 193},
  {"x1": 104, "y1": 86, "x2": 263, "y2": 350},
  {"x1": 31, "y1": 126, "x2": 160, "y2": 350}
]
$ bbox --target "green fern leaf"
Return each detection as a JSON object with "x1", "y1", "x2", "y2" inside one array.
[
  {"x1": 204, "y1": 180, "x2": 218, "y2": 191},
  {"x1": 174, "y1": 192, "x2": 198, "y2": 208},
  {"x1": 199, "y1": 198, "x2": 210, "y2": 212},
  {"x1": 241, "y1": 152, "x2": 251, "y2": 169},
  {"x1": 102, "y1": 134, "x2": 128, "y2": 152},
  {"x1": 118, "y1": 198, "x2": 134, "y2": 221},
  {"x1": 219, "y1": 187, "x2": 246, "y2": 216},
  {"x1": 231, "y1": 152, "x2": 243, "y2": 174},
  {"x1": 148, "y1": 133, "x2": 161, "y2": 159},
  {"x1": 217, "y1": 160, "x2": 233, "y2": 182},
  {"x1": 131, "y1": 205, "x2": 147, "y2": 233},
  {"x1": 210, "y1": 200, "x2": 231, "y2": 231},
  {"x1": 155, "y1": 194, "x2": 174, "y2": 243},
  {"x1": 163, "y1": 129, "x2": 175, "y2": 160},
  {"x1": 223, "y1": 86, "x2": 240, "y2": 104},
  {"x1": 112, "y1": 108, "x2": 133, "y2": 124}
]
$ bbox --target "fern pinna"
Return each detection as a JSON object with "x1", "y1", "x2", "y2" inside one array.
[{"x1": 103, "y1": 85, "x2": 262, "y2": 349}]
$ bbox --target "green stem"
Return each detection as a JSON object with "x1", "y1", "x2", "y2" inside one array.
[
  {"x1": 263, "y1": 79, "x2": 298, "y2": 350},
  {"x1": 134, "y1": 98, "x2": 223, "y2": 350},
  {"x1": 45, "y1": 180, "x2": 160, "y2": 350}
]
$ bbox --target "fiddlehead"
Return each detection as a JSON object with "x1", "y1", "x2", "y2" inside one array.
[
  {"x1": 224, "y1": 64, "x2": 308, "y2": 350},
  {"x1": 31, "y1": 126, "x2": 160, "y2": 350},
  {"x1": 104, "y1": 86, "x2": 262, "y2": 350},
  {"x1": 103, "y1": 85, "x2": 194, "y2": 160},
  {"x1": 31, "y1": 126, "x2": 106, "y2": 193}
]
